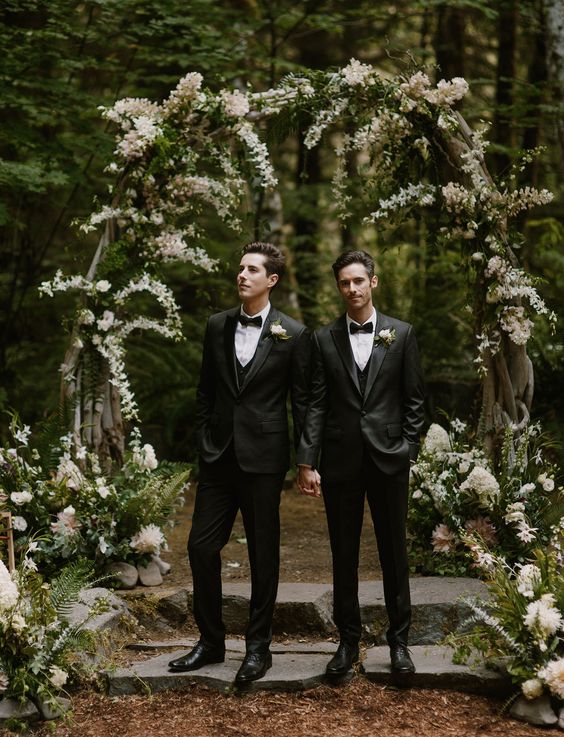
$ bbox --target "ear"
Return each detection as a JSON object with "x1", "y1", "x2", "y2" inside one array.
[
  {"x1": 371, "y1": 275, "x2": 379, "y2": 288},
  {"x1": 267, "y1": 273, "x2": 279, "y2": 290}
]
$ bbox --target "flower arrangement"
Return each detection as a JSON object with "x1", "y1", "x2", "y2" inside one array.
[
  {"x1": 268, "y1": 320, "x2": 290, "y2": 341},
  {"x1": 0, "y1": 549, "x2": 107, "y2": 716},
  {"x1": 447, "y1": 531, "x2": 563, "y2": 706},
  {"x1": 38, "y1": 61, "x2": 554, "y2": 435},
  {"x1": 374, "y1": 328, "x2": 396, "y2": 347},
  {"x1": 0, "y1": 417, "x2": 189, "y2": 577},
  {"x1": 408, "y1": 419, "x2": 561, "y2": 575}
]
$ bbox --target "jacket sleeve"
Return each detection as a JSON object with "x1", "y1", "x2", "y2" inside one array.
[
  {"x1": 290, "y1": 326, "x2": 312, "y2": 450},
  {"x1": 401, "y1": 325, "x2": 425, "y2": 462},
  {"x1": 195, "y1": 317, "x2": 215, "y2": 452},
  {"x1": 296, "y1": 331, "x2": 327, "y2": 467}
]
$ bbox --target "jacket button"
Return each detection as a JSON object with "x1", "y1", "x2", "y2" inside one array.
[{"x1": 361, "y1": 410, "x2": 366, "y2": 417}]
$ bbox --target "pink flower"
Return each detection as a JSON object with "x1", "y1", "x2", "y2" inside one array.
[
  {"x1": 432, "y1": 523, "x2": 456, "y2": 553},
  {"x1": 464, "y1": 517, "x2": 498, "y2": 546}
]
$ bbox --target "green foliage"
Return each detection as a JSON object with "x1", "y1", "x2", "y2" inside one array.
[
  {"x1": 408, "y1": 419, "x2": 563, "y2": 576},
  {"x1": 446, "y1": 543, "x2": 564, "y2": 697},
  {"x1": 0, "y1": 552, "x2": 105, "y2": 706}
]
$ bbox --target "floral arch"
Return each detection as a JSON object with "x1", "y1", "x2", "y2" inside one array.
[{"x1": 41, "y1": 59, "x2": 554, "y2": 468}]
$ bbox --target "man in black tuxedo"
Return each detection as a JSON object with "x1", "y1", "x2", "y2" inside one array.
[
  {"x1": 297, "y1": 250, "x2": 424, "y2": 678},
  {"x1": 169, "y1": 242, "x2": 309, "y2": 683}
]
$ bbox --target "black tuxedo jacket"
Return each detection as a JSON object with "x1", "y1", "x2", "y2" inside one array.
[
  {"x1": 297, "y1": 312, "x2": 425, "y2": 480},
  {"x1": 195, "y1": 306, "x2": 310, "y2": 474}
]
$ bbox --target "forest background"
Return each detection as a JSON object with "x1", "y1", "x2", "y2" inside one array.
[{"x1": 1, "y1": 0, "x2": 563, "y2": 467}]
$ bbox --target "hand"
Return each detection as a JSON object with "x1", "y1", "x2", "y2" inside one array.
[{"x1": 297, "y1": 466, "x2": 321, "y2": 498}]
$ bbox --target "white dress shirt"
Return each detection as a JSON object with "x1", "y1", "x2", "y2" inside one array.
[
  {"x1": 347, "y1": 308, "x2": 376, "y2": 371},
  {"x1": 235, "y1": 302, "x2": 271, "y2": 366}
]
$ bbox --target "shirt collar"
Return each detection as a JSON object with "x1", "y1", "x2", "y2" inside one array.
[
  {"x1": 346, "y1": 308, "x2": 377, "y2": 332},
  {"x1": 240, "y1": 301, "x2": 271, "y2": 323}
]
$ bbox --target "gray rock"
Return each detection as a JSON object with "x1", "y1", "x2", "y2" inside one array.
[
  {"x1": 559, "y1": 705, "x2": 564, "y2": 730},
  {"x1": 152, "y1": 555, "x2": 171, "y2": 575},
  {"x1": 108, "y1": 561, "x2": 139, "y2": 589},
  {"x1": 0, "y1": 697, "x2": 39, "y2": 726},
  {"x1": 509, "y1": 694, "x2": 558, "y2": 726},
  {"x1": 138, "y1": 561, "x2": 163, "y2": 587},
  {"x1": 362, "y1": 645, "x2": 511, "y2": 696},
  {"x1": 37, "y1": 696, "x2": 72, "y2": 720},
  {"x1": 68, "y1": 587, "x2": 130, "y2": 634}
]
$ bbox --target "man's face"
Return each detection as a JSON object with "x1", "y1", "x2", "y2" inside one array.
[
  {"x1": 237, "y1": 253, "x2": 278, "y2": 302},
  {"x1": 336, "y1": 262, "x2": 378, "y2": 312}
]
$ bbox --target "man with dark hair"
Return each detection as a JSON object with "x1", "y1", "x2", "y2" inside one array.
[
  {"x1": 297, "y1": 249, "x2": 424, "y2": 679},
  {"x1": 169, "y1": 242, "x2": 310, "y2": 683}
]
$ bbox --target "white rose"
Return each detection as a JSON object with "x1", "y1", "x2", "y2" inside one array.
[
  {"x1": 10, "y1": 490, "x2": 33, "y2": 506},
  {"x1": 270, "y1": 324, "x2": 286, "y2": 336},
  {"x1": 12, "y1": 516, "x2": 27, "y2": 532},
  {"x1": 96, "y1": 280, "x2": 111, "y2": 293},
  {"x1": 97, "y1": 310, "x2": 115, "y2": 332}
]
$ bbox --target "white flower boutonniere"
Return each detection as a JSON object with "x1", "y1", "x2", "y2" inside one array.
[
  {"x1": 374, "y1": 327, "x2": 396, "y2": 347},
  {"x1": 269, "y1": 320, "x2": 291, "y2": 341}
]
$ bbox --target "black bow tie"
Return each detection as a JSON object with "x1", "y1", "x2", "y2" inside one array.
[
  {"x1": 239, "y1": 314, "x2": 262, "y2": 328},
  {"x1": 349, "y1": 321, "x2": 373, "y2": 335}
]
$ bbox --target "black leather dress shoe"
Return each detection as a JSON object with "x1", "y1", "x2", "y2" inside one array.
[
  {"x1": 390, "y1": 643, "x2": 415, "y2": 674},
  {"x1": 325, "y1": 643, "x2": 360, "y2": 678},
  {"x1": 168, "y1": 642, "x2": 225, "y2": 672},
  {"x1": 235, "y1": 651, "x2": 272, "y2": 683}
]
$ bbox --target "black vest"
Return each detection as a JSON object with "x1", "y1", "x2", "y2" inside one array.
[
  {"x1": 236, "y1": 355, "x2": 255, "y2": 388},
  {"x1": 356, "y1": 356, "x2": 371, "y2": 395}
]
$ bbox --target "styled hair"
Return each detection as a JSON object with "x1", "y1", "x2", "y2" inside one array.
[
  {"x1": 332, "y1": 250, "x2": 375, "y2": 281},
  {"x1": 242, "y1": 242, "x2": 286, "y2": 281}
]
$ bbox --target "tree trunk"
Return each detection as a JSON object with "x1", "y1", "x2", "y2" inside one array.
[
  {"x1": 494, "y1": 0, "x2": 519, "y2": 175},
  {"x1": 543, "y1": 0, "x2": 564, "y2": 168}
]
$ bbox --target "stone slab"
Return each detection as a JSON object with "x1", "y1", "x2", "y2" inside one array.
[
  {"x1": 106, "y1": 642, "x2": 510, "y2": 697},
  {"x1": 128, "y1": 638, "x2": 338, "y2": 654},
  {"x1": 363, "y1": 646, "x2": 511, "y2": 695},
  {"x1": 107, "y1": 647, "x2": 330, "y2": 696},
  {"x1": 68, "y1": 587, "x2": 130, "y2": 633}
]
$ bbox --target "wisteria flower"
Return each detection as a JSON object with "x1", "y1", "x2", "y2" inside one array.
[{"x1": 516, "y1": 563, "x2": 542, "y2": 598}]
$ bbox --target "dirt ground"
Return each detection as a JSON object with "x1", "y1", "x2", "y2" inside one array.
[{"x1": 160, "y1": 479, "x2": 382, "y2": 588}]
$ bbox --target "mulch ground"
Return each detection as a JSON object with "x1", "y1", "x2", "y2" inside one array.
[{"x1": 23, "y1": 679, "x2": 561, "y2": 737}]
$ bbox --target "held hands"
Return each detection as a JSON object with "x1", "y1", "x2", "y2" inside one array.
[{"x1": 297, "y1": 465, "x2": 321, "y2": 498}]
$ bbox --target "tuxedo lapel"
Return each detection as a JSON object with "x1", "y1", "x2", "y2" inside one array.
[
  {"x1": 363, "y1": 311, "x2": 389, "y2": 402},
  {"x1": 223, "y1": 309, "x2": 239, "y2": 391},
  {"x1": 331, "y1": 315, "x2": 361, "y2": 395},
  {"x1": 238, "y1": 306, "x2": 276, "y2": 392}
]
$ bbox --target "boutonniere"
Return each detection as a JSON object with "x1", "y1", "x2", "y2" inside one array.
[
  {"x1": 374, "y1": 327, "x2": 396, "y2": 347},
  {"x1": 268, "y1": 320, "x2": 291, "y2": 341}
]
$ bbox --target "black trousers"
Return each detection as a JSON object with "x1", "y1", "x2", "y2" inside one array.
[
  {"x1": 322, "y1": 452, "x2": 411, "y2": 647},
  {"x1": 188, "y1": 445, "x2": 285, "y2": 654}
]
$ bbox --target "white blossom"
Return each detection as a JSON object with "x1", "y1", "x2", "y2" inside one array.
[
  {"x1": 130, "y1": 523, "x2": 165, "y2": 554},
  {"x1": 132, "y1": 443, "x2": 158, "y2": 471},
  {"x1": 459, "y1": 466, "x2": 500, "y2": 509},
  {"x1": 524, "y1": 594, "x2": 563, "y2": 639},
  {"x1": 0, "y1": 561, "x2": 19, "y2": 610},
  {"x1": 516, "y1": 563, "x2": 542, "y2": 598},
  {"x1": 49, "y1": 666, "x2": 68, "y2": 688},
  {"x1": 10, "y1": 489, "x2": 33, "y2": 505},
  {"x1": 12, "y1": 516, "x2": 28, "y2": 532},
  {"x1": 219, "y1": 89, "x2": 250, "y2": 118},
  {"x1": 538, "y1": 658, "x2": 564, "y2": 699},
  {"x1": 422, "y1": 423, "x2": 451, "y2": 457},
  {"x1": 341, "y1": 58, "x2": 374, "y2": 87},
  {"x1": 521, "y1": 678, "x2": 544, "y2": 700}
]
